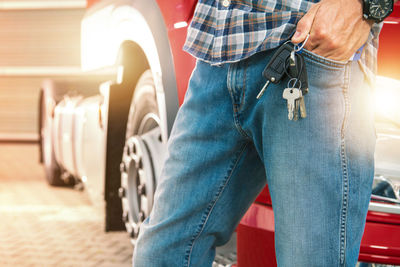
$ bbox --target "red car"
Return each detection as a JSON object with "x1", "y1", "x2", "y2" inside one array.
[{"x1": 40, "y1": 0, "x2": 400, "y2": 266}]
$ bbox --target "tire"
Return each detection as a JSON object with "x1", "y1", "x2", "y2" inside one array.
[
  {"x1": 120, "y1": 70, "x2": 161, "y2": 241},
  {"x1": 40, "y1": 83, "x2": 69, "y2": 186},
  {"x1": 125, "y1": 70, "x2": 159, "y2": 138}
]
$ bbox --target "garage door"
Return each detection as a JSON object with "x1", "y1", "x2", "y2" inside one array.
[{"x1": 0, "y1": 1, "x2": 85, "y2": 140}]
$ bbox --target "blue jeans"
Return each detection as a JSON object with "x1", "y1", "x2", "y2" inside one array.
[{"x1": 132, "y1": 47, "x2": 376, "y2": 267}]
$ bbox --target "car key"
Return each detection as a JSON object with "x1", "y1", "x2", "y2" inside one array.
[
  {"x1": 299, "y1": 96, "x2": 307, "y2": 118},
  {"x1": 257, "y1": 42, "x2": 294, "y2": 99},
  {"x1": 293, "y1": 98, "x2": 300, "y2": 121},
  {"x1": 282, "y1": 87, "x2": 302, "y2": 120}
]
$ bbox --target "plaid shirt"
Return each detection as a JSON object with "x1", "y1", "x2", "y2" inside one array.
[{"x1": 183, "y1": 0, "x2": 382, "y2": 84}]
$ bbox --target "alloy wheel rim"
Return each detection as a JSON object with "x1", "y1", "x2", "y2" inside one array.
[{"x1": 120, "y1": 113, "x2": 161, "y2": 244}]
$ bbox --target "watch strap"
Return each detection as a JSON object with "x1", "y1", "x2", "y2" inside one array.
[{"x1": 362, "y1": 0, "x2": 371, "y2": 20}]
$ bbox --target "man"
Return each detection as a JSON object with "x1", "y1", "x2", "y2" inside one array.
[{"x1": 133, "y1": 0, "x2": 397, "y2": 266}]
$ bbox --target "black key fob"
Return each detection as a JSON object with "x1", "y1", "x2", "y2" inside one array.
[{"x1": 262, "y1": 42, "x2": 294, "y2": 84}]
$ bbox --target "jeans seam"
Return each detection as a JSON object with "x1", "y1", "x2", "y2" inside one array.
[
  {"x1": 227, "y1": 62, "x2": 252, "y2": 140},
  {"x1": 184, "y1": 142, "x2": 249, "y2": 267},
  {"x1": 339, "y1": 63, "x2": 351, "y2": 266},
  {"x1": 238, "y1": 59, "x2": 248, "y2": 112},
  {"x1": 234, "y1": 114, "x2": 252, "y2": 140}
]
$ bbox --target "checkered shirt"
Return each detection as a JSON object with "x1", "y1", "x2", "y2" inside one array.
[{"x1": 183, "y1": 0, "x2": 382, "y2": 84}]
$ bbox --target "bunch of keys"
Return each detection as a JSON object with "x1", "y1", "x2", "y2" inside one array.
[
  {"x1": 283, "y1": 78, "x2": 307, "y2": 121},
  {"x1": 256, "y1": 36, "x2": 309, "y2": 121}
]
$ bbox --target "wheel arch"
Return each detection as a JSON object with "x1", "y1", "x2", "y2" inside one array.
[{"x1": 82, "y1": 0, "x2": 180, "y2": 137}]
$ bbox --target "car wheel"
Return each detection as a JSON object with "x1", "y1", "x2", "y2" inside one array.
[{"x1": 119, "y1": 70, "x2": 166, "y2": 244}]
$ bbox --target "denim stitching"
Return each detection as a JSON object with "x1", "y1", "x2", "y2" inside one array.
[
  {"x1": 234, "y1": 114, "x2": 252, "y2": 140},
  {"x1": 228, "y1": 62, "x2": 240, "y2": 105},
  {"x1": 227, "y1": 62, "x2": 236, "y2": 105},
  {"x1": 339, "y1": 63, "x2": 351, "y2": 266},
  {"x1": 184, "y1": 143, "x2": 249, "y2": 267},
  {"x1": 301, "y1": 49, "x2": 348, "y2": 69},
  {"x1": 238, "y1": 59, "x2": 248, "y2": 112},
  {"x1": 227, "y1": 62, "x2": 252, "y2": 140}
]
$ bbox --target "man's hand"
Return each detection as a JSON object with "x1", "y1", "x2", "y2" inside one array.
[{"x1": 291, "y1": 0, "x2": 373, "y2": 61}]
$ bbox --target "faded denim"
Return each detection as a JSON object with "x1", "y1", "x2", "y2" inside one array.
[{"x1": 132, "y1": 47, "x2": 376, "y2": 267}]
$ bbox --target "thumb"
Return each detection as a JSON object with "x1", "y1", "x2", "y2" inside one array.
[{"x1": 291, "y1": 4, "x2": 320, "y2": 44}]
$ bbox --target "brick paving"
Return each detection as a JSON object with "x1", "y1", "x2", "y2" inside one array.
[{"x1": 0, "y1": 143, "x2": 132, "y2": 267}]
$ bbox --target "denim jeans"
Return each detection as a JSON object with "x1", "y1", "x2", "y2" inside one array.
[{"x1": 132, "y1": 47, "x2": 376, "y2": 267}]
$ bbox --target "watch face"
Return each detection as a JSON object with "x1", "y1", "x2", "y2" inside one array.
[{"x1": 369, "y1": 0, "x2": 392, "y2": 20}]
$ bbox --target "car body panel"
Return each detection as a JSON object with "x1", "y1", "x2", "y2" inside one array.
[
  {"x1": 360, "y1": 220, "x2": 400, "y2": 264},
  {"x1": 378, "y1": 4, "x2": 400, "y2": 80},
  {"x1": 237, "y1": 203, "x2": 277, "y2": 267},
  {"x1": 155, "y1": 0, "x2": 197, "y2": 104},
  {"x1": 82, "y1": 0, "x2": 194, "y2": 138}
]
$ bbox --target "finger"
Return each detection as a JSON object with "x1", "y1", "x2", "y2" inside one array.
[
  {"x1": 291, "y1": 4, "x2": 320, "y2": 44},
  {"x1": 303, "y1": 31, "x2": 319, "y2": 51}
]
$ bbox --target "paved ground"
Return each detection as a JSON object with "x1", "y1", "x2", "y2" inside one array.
[{"x1": 0, "y1": 143, "x2": 133, "y2": 267}]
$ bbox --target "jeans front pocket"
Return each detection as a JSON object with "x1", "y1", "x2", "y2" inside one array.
[
  {"x1": 301, "y1": 49, "x2": 348, "y2": 93},
  {"x1": 301, "y1": 48, "x2": 349, "y2": 71},
  {"x1": 297, "y1": 47, "x2": 350, "y2": 145}
]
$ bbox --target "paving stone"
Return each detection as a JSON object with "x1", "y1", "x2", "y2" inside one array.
[{"x1": 0, "y1": 144, "x2": 132, "y2": 267}]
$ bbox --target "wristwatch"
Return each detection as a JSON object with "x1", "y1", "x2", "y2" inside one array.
[{"x1": 362, "y1": 0, "x2": 394, "y2": 23}]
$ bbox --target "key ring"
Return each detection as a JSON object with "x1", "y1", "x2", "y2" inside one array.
[
  {"x1": 293, "y1": 34, "x2": 310, "y2": 52},
  {"x1": 287, "y1": 77, "x2": 302, "y2": 90}
]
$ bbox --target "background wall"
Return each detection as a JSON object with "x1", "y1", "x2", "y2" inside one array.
[{"x1": 0, "y1": 1, "x2": 85, "y2": 140}]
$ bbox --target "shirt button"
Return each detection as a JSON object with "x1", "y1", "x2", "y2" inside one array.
[{"x1": 222, "y1": 0, "x2": 230, "y2": 7}]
